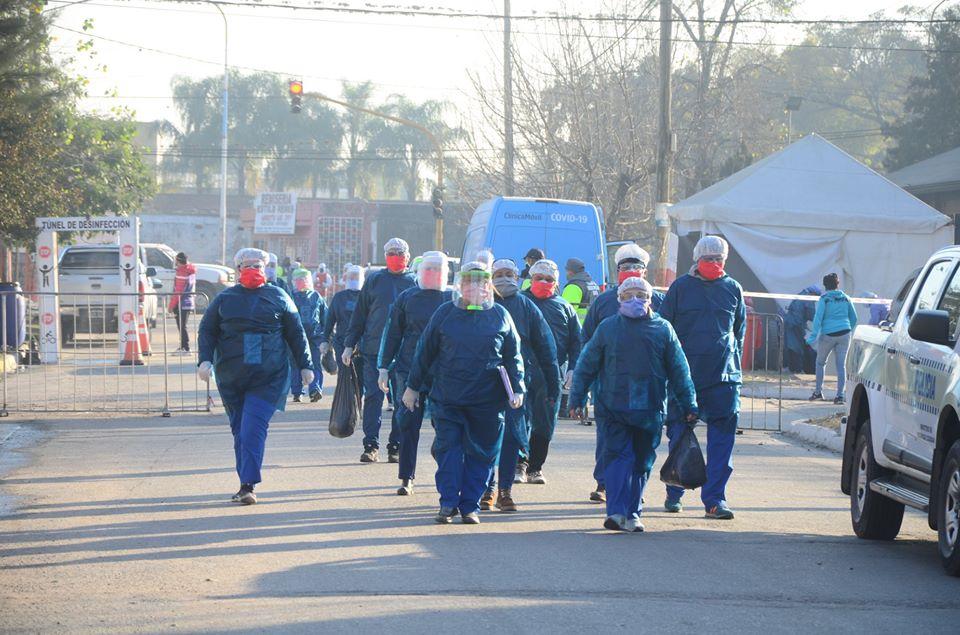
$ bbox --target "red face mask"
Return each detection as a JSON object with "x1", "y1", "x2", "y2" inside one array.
[
  {"x1": 239, "y1": 268, "x2": 266, "y2": 289},
  {"x1": 697, "y1": 260, "x2": 725, "y2": 280},
  {"x1": 618, "y1": 270, "x2": 642, "y2": 285},
  {"x1": 531, "y1": 280, "x2": 556, "y2": 299},
  {"x1": 386, "y1": 254, "x2": 408, "y2": 273}
]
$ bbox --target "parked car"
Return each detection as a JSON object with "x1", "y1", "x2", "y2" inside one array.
[
  {"x1": 141, "y1": 242, "x2": 235, "y2": 305},
  {"x1": 842, "y1": 246, "x2": 960, "y2": 576},
  {"x1": 57, "y1": 245, "x2": 161, "y2": 342}
]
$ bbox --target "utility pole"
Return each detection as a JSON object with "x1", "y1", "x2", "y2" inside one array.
[
  {"x1": 655, "y1": 0, "x2": 673, "y2": 286},
  {"x1": 210, "y1": 2, "x2": 229, "y2": 267},
  {"x1": 300, "y1": 89, "x2": 446, "y2": 251},
  {"x1": 503, "y1": 0, "x2": 515, "y2": 196}
]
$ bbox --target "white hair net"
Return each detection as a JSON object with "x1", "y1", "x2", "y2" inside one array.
[
  {"x1": 529, "y1": 259, "x2": 560, "y2": 279},
  {"x1": 267, "y1": 252, "x2": 278, "y2": 265},
  {"x1": 492, "y1": 258, "x2": 519, "y2": 276},
  {"x1": 234, "y1": 248, "x2": 269, "y2": 267},
  {"x1": 617, "y1": 276, "x2": 653, "y2": 300},
  {"x1": 316, "y1": 263, "x2": 327, "y2": 273},
  {"x1": 383, "y1": 237, "x2": 410, "y2": 254},
  {"x1": 614, "y1": 243, "x2": 650, "y2": 266},
  {"x1": 693, "y1": 235, "x2": 729, "y2": 261}
]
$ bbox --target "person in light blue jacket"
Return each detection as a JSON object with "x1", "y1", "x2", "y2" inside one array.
[{"x1": 807, "y1": 272, "x2": 858, "y2": 405}]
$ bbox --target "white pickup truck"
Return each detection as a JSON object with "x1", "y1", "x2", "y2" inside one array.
[{"x1": 843, "y1": 246, "x2": 960, "y2": 576}]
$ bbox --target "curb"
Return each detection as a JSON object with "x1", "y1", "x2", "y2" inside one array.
[{"x1": 782, "y1": 418, "x2": 843, "y2": 453}]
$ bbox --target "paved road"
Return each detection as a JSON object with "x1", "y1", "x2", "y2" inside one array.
[{"x1": 1, "y1": 398, "x2": 957, "y2": 633}]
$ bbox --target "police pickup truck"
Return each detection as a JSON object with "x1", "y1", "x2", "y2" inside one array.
[{"x1": 843, "y1": 247, "x2": 960, "y2": 575}]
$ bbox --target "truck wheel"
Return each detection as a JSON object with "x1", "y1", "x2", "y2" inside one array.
[
  {"x1": 196, "y1": 282, "x2": 218, "y2": 313},
  {"x1": 850, "y1": 421, "x2": 904, "y2": 540},
  {"x1": 937, "y1": 439, "x2": 960, "y2": 576}
]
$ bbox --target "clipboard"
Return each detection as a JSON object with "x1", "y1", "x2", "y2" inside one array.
[{"x1": 498, "y1": 366, "x2": 516, "y2": 402}]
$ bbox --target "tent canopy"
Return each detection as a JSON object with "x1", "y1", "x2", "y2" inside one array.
[
  {"x1": 671, "y1": 134, "x2": 950, "y2": 234},
  {"x1": 669, "y1": 134, "x2": 952, "y2": 300}
]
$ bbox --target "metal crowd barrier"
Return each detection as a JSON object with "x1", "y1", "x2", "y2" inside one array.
[
  {"x1": 0, "y1": 290, "x2": 212, "y2": 416},
  {"x1": 739, "y1": 312, "x2": 784, "y2": 431}
]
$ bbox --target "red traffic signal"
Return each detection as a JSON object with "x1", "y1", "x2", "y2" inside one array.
[{"x1": 289, "y1": 79, "x2": 303, "y2": 114}]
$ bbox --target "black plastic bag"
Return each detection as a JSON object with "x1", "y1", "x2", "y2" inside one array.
[
  {"x1": 321, "y1": 347, "x2": 338, "y2": 375},
  {"x1": 659, "y1": 423, "x2": 707, "y2": 489},
  {"x1": 329, "y1": 361, "x2": 362, "y2": 438}
]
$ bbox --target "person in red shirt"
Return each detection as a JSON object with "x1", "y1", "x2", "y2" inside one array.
[{"x1": 168, "y1": 252, "x2": 197, "y2": 353}]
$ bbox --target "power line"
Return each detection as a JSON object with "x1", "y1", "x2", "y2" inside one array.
[
  {"x1": 182, "y1": 0, "x2": 960, "y2": 27},
  {"x1": 50, "y1": 25, "x2": 464, "y2": 93}
]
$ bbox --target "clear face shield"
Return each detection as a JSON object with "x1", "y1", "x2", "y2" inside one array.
[
  {"x1": 417, "y1": 251, "x2": 449, "y2": 291},
  {"x1": 453, "y1": 269, "x2": 494, "y2": 311},
  {"x1": 292, "y1": 271, "x2": 314, "y2": 292}
]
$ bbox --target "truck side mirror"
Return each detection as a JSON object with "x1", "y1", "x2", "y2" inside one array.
[
  {"x1": 152, "y1": 281, "x2": 163, "y2": 290},
  {"x1": 145, "y1": 267, "x2": 157, "y2": 278},
  {"x1": 908, "y1": 309, "x2": 952, "y2": 347}
]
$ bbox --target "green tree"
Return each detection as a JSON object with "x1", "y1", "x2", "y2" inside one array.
[
  {"x1": 0, "y1": 0, "x2": 154, "y2": 244},
  {"x1": 886, "y1": 7, "x2": 960, "y2": 170},
  {"x1": 340, "y1": 80, "x2": 380, "y2": 198}
]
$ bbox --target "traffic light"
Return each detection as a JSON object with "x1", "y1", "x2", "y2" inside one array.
[
  {"x1": 431, "y1": 186, "x2": 444, "y2": 218},
  {"x1": 289, "y1": 79, "x2": 303, "y2": 114}
]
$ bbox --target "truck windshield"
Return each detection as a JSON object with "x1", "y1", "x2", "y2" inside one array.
[{"x1": 60, "y1": 251, "x2": 119, "y2": 269}]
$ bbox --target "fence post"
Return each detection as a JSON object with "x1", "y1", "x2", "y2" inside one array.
[{"x1": 161, "y1": 296, "x2": 171, "y2": 418}]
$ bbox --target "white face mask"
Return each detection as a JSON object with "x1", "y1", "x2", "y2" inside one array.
[{"x1": 345, "y1": 278, "x2": 361, "y2": 291}]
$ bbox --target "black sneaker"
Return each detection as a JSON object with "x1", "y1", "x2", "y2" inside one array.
[
  {"x1": 292, "y1": 394, "x2": 302, "y2": 403},
  {"x1": 397, "y1": 479, "x2": 413, "y2": 496},
  {"x1": 808, "y1": 391, "x2": 823, "y2": 401},
  {"x1": 230, "y1": 489, "x2": 244, "y2": 503},
  {"x1": 310, "y1": 390, "x2": 322, "y2": 402},
  {"x1": 834, "y1": 396, "x2": 845, "y2": 405},
  {"x1": 589, "y1": 483, "x2": 606, "y2": 503},
  {"x1": 387, "y1": 448, "x2": 400, "y2": 463},
  {"x1": 237, "y1": 484, "x2": 256, "y2": 505},
  {"x1": 360, "y1": 448, "x2": 379, "y2": 463},
  {"x1": 435, "y1": 507, "x2": 457, "y2": 524}
]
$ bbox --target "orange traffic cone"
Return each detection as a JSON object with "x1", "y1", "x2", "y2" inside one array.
[
  {"x1": 120, "y1": 328, "x2": 144, "y2": 366},
  {"x1": 137, "y1": 309, "x2": 152, "y2": 357}
]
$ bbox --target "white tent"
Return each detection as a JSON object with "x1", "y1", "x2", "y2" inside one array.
[{"x1": 669, "y1": 134, "x2": 953, "y2": 300}]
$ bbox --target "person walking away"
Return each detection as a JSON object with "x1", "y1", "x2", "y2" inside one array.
[
  {"x1": 783, "y1": 286, "x2": 821, "y2": 374},
  {"x1": 378, "y1": 252, "x2": 452, "y2": 496},
  {"x1": 322, "y1": 265, "x2": 365, "y2": 382},
  {"x1": 403, "y1": 261, "x2": 525, "y2": 525},
  {"x1": 562, "y1": 257, "x2": 600, "y2": 324},
  {"x1": 289, "y1": 268, "x2": 327, "y2": 403},
  {"x1": 168, "y1": 252, "x2": 196, "y2": 353},
  {"x1": 807, "y1": 273, "x2": 858, "y2": 405},
  {"x1": 579, "y1": 243, "x2": 662, "y2": 503},
  {"x1": 266, "y1": 253, "x2": 290, "y2": 296},
  {"x1": 570, "y1": 277, "x2": 698, "y2": 532},
  {"x1": 661, "y1": 235, "x2": 745, "y2": 520},
  {"x1": 519, "y1": 258, "x2": 580, "y2": 485},
  {"x1": 343, "y1": 238, "x2": 417, "y2": 463},
  {"x1": 198, "y1": 248, "x2": 314, "y2": 505},
  {"x1": 483, "y1": 258, "x2": 559, "y2": 512}
]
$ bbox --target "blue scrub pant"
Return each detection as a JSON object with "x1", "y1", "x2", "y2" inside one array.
[
  {"x1": 602, "y1": 412, "x2": 660, "y2": 519},
  {"x1": 290, "y1": 340, "x2": 323, "y2": 397},
  {"x1": 394, "y1": 371, "x2": 426, "y2": 481},
  {"x1": 665, "y1": 383, "x2": 739, "y2": 509},
  {"x1": 527, "y1": 372, "x2": 560, "y2": 472},
  {"x1": 360, "y1": 353, "x2": 399, "y2": 451},
  {"x1": 225, "y1": 393, "x2": 277, "y2": 486},
  {"x1": 486, "y1": 405, "x2": 528, "y2": 491},
  {"x1": 432, "y1": 402, "x2": 503, "y2": 515}
]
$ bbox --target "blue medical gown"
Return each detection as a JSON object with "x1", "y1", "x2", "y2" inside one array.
[
  {"x1": 658, "y1": 274, "x2": 746, "y2": 390},
  {"x1": 291, "y1": 289, "x2": 326, "y2": 344},
  {"x1": 581, "y1": 287, "x2": 665, "y2": 345},
  {"x1": 324, "y1": 288, "x2": 360, "y2": 351},
  {"x1": 198, "y1": 284, "x2": 313, "y2": 412},
  {"x1": 407, "y1": 302, "x2": 525, "y2": 462},
  {"x1": 570, "y1": 313, "x2": 698, "y2": 429},
  {"x1": 343, "y1": 269, "x2": 416, "y2": 357},
  {"x1": 378, "y1": 286, "x2": 452, "y2": 374}
]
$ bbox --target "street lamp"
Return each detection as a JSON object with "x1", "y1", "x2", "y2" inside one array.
[{"x1": 207, "y1": 1, "x2": 229, "y2": 267}]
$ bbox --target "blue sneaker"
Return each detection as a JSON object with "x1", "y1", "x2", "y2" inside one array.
[
  {"x1": 705, "y1": 502, "x2": 735, "y2": 520},
  {"x1": 664, "y1": 498, "x2": 683, "y2": 513}
]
